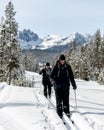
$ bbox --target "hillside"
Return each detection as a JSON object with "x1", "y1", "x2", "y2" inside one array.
[
  {"x1": 19, "y1": 30, "x2": 92, "y2": 50},
  {"x1": 22, "y1": 49, "x2": 61, "y2": 63}
]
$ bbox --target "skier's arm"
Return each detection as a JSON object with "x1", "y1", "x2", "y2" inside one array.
[
  {"x1": 50, "y1": 66, "x2": 57, "y2": 84},
  {"x1": 39, "y1": 69, "x2": 43, "y2": 75},
  {"x1": 69, "y1": 66, "x2": 77, "y2": 90}
]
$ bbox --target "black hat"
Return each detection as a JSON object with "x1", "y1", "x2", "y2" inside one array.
[
  {"x1": 46, "y1": 62, "x2": 50, "y2": 66},
  {"x1": 59, "y1": 54, "x2": 65, "y2": 60}
]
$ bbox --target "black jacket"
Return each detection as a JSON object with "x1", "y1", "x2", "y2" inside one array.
[
  {"x1": 51, "y1": 61, "x2": 77, "y2": 89},
  {"x1": 39, "y1": 67, "x2": 51, "y2": 82}
]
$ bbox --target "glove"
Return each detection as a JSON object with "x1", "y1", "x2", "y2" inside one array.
[
  {"x1": 51, "y1": 80, "x2": 55, "y2": 86},
  {"x1": 73, "y1": 85, "x2": 77, "y2": 90}
]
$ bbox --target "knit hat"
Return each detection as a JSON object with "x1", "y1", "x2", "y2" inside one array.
[
  {"x1": 59, "y1": 54, "x2": 65, "y2": 60},
  {"x1": 46, "y1": 62, "x2": 50, "y2": 66}
]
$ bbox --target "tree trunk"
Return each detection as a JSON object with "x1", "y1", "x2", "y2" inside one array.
[{"x1": 8, "y1": 70, "x2": 11, "y2": 85}]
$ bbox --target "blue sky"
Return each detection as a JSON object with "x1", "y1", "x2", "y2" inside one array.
[{"x1": 0, "y1": 0, "x2": 104, "y2": 37}]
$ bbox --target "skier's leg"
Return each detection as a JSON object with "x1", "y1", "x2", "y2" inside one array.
[
  {"x1": 63, "y1": 88, "x2": 70, "y2": 118},
  {"x1": 47, "y1": 83, "x2": 52, "y2": 98},
  {"x1": 55, "y1": 88, "x2": 63, "y2": 118},
  {"x1": 43, "y1": 82, "x2": 47, "y2": 98}
]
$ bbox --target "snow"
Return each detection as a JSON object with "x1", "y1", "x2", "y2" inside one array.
[
  {"x1": 19, "y1": 39, "x2": 42, "y2": 50},
  {"x1": 0, "y1": 72, "x2": 104, "y2": 130},
  {"x1": 36, "y1": 33, "x2": 92, "y2": 50},
  {"x1": 37, "y1": 35, "x2": 64, "y2": 50},
  {"x1": 19, "y1": 32, "x2": 92, "y2": 50}
]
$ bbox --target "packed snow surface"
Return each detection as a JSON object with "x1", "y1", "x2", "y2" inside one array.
[{"x1": 0, "y1": 71, "x2": 104, "y2": 130}]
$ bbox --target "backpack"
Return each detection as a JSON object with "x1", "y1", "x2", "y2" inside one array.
[
  {"x1": 56, "y1": 61, "x2": 69, "y2": 78},
  {"x1": 45, "y1": 68, "x2": 51, "y2": 77}
]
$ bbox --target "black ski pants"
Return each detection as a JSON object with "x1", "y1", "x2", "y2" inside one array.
[
  {"x1": 55, "y1": 86, "x2": 70, "y2": 118},
  {"x1": 43, "y1": 80, "x2": 52, "y2": 98}
]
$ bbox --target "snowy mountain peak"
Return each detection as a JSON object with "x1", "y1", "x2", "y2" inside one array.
[
  {"x1": 44, "y1": 34, "x2": 63, "y2": 41},
  {"x1": 38, "y1": 34, "x2": 64, "y2": 50},
  {"x1": 19, "y1": 29, "x2": 39, "y2": 42},
  {"x1": 19, "y1": 29, "x2": 42, "y2": 49},
  {"x1": 19, "y1": 30, "x2": 93, "y2": 50},
  {"x1": 36, "y1": 32, "x2": 92, "y2": 50}
]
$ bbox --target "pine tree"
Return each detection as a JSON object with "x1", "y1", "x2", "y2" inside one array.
[
  {"x1": 0, "y1": 1, "x2": 24, "y2": 85},
  {"x1": 99, "y1": 35, "x2": 104, "y2": 69},
  {"x1": 67, "y1": 40, "x2": 80, "y2": 78},
  {"x1": 98, "y1": 35, "x2": 104, "y2": 84},
  {"x1": 65, "y1": 29, "x2": 104, "y2": 84},
  {"x1": 0, "y1": 17, "x2": 7, "y2": 81},
  {"x1": 85, "y1": 41, "x2": 93, "y2": 80},
  {"x1": 22, "y1": 52, "x2": 39, "y2": 72},
  {"x1": 80, "y1": 46, "x2": 89, "y2": 80},
  {"x1": 92, "y1": 29, "x2": 101, "y2": 80},
  {"x1": 4, "y1": 1, "x2": 18, "y2": 58}
]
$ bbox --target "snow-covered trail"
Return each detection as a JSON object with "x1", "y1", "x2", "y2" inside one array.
[
  {"x1": 71, "y1": 80, "x2": 104, "y2": 130},
  {"x1": 0, "y1": 71, "x2": 104, "y2": 130},
  {"x1": 28, "y1": 72, "x2": 104, "y2": 130},
  {"x1": 0, "y1": 75, "x2": 67, "y2": 130},
  {"x1": 32, "y1": 72, "x2": 104, "y2": 130}
]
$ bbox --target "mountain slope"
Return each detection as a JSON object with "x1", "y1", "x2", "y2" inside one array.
[
  {"x1": 35, "y1": 33, "x2": 92, "y2": 50},
  {"x1": 19, "y1": 30, "x2": 92, "y2": 50},
  {"x1": 19, "y1": 29, "x2": 42, "y2": 49}
]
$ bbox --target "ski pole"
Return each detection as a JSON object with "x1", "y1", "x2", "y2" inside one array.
[{"x1": 74, "y1": 90, "x2": 77, "y2": 110}]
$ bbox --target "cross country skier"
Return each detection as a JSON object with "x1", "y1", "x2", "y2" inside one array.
[
  {"x1": 51, "y1": 54, "x2": 77, "y2": 119},
  {"x1": 39, "y1": 62, "x2": 52, "y2": 98}
]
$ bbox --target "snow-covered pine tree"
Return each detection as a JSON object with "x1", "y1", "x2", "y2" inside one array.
[
  {"x1": 65, "y1": 29, "x2": 104, "y2": 84},
  {"x1": 98, "y1": 34, "x2": 104, "y2": 84},
  {"x1": 98, "y1": 69, "x2": 104, "y2": 85},
  {"x1": 85, "y1": 39, "x2": 94, "y2": 80},
  {"x1": 0, "y1": 17, "x2": 7, "y2": 82},
  {"x1": 0, "y1": 1, "x2": 25, "y2": 85},
  {"x1": 66, "y1": 40, "x2": 80, "y2": 79},
  {"x1": 80, "y1": 46, "x2": 89, "y2": 80},
  {"x1": 22, "y1": 52, "x2": 39, "y2": 72},
  {"x1": 74, "y1": 46, "x2": 82, "y2": 79},
  {"x1": 99, "y1": 34, "x2": 104, "y2": 69},
  {"x1": 92, "y1": 29, "x2": 101, "y2": 80}
]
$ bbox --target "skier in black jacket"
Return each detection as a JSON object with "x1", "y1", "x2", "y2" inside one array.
[
  {"x1": 39, "y1": 62, "x2": 52, "y2": 98},
  {"x1": 51, "y1": 54, "x2": 77, "y2": 118}
]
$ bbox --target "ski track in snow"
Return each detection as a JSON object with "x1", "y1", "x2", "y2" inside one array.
[
  {"x1": 0, "y1": 71, "x2": 104, "y2": 130},
  {"x1": 33, "y1": 72, "x2": 104, "y2": 130},
  {"x1": 0, "y1": 74, "x2": 67, "y2": 130}
]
